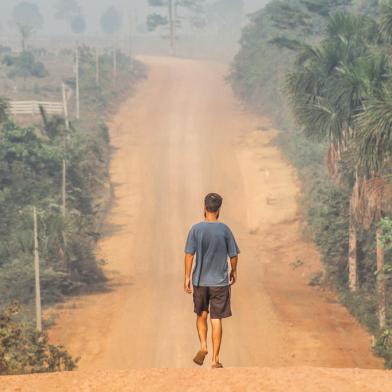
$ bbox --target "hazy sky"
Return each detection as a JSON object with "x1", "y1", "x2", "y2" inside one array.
[
  {"x1": 244, "y1": 0, "x2": 269, "y2": 12},
  {"x1": 0, "y1": 0, "x2": 269, "y2": 35}
]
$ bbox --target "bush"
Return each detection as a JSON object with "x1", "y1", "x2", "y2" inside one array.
[
  {"x1": 380, "y1": 218, "x2": 392, "y2": 251},
  {"x1": 374, "y1": 329, "x2": 392, "y2": 368},
  {"x1": 0, "y1": 302, "x2": 78, "y2": 374},
  {"x1": 3, "y1": 51, "x2": 49, "y2": 80}
]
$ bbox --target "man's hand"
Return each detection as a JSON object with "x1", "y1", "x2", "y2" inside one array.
[
  {"x1": 184, "y1": 277, "x2": 192, "y2": 294},
  {"x1": 230, "y1": 269, "x2": 237, "y2": 285}
]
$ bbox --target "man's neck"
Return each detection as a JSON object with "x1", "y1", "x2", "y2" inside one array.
[{"x1": 205, "y1": 213, "x2": 219, "y2": 222}]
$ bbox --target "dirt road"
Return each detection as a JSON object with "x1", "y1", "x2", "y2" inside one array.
[
  {"x1": 3, "y1": 367, "x2": 392, "y2": 392},
  {"x1": 46, "y1": 57, "x2": 382, "y2": 371}
]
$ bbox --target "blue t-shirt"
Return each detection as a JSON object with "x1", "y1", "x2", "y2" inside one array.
[{"x1": 185, "y1": 221, "x2": 240, "y2": 287}]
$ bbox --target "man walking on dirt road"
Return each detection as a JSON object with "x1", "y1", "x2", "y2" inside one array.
[{"x1": 184, "y1": 193, "x2": 240, "y2": 368}]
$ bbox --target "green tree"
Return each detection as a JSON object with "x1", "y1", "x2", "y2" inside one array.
[
  {"x1": 2, "y1": 52, "x2": 48, "y2": 87},
  {"x1": 300, "y1": 0, "x2": 352, "y2": 17},
  {"x1": 0, "y1": 98, "x2": 8, "y2": 124},
  {"x1": 100, "y1": 6, "x2": 122, "y2": 36},
  {"x1": 54, "y1": 0, "x2": 85, "y2": 35},
  {"x1": 380, "y1": 0, "x2": 392, "y2": 41},
  {"x1": 347, "y1": 0, "x2": 392, "y2": 329},
  {"x1": 54, "y1": 0, "x2": 81, "y2": 23},
  {"x1": 356, "y1": 91, "x2": 392, "y2": 328},
  {"x1": 0, "y1": 96, "x2": 107, "y2": 305},
  {"x1": 12, "y1": 2, "x2": 44, "y2": 51},
  {"x1": 205, "y1": 0, "x2": 244, "y2": 38},
  {"x1": 285, "y1": 12, "x2": 382, "y2": 293},
  {"x1": 146, "y1": 0, "x2": 205, "y2": 53},
  {"x1": 71, "y1": 14, "x2": 86, "y2": 35}
]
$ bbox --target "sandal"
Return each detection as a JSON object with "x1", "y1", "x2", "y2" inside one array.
[
  {"x1": 211, "y1": 362, "x2": 223, "y2": 368},
  {"x1": 193, "y1": 350, "x2": 208, "y2": 366}
]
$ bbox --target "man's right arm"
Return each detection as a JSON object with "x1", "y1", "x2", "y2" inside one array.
[
  {"x1": 184, "y1": 226, "x2": 196, "y2": 294},
  {"x1": 184, "y1": 253, "x2": 194, "y2": 294}
]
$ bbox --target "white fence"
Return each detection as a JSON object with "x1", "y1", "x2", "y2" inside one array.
[{"x1": 10, "y1": 101, "x2": 65, "y2": 116}]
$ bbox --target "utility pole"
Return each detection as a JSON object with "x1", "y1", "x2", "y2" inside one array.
[
  {"x1": 75, "y1": 45, "x2": 80, "y2": 119},
  {"x1": 62, "y1": 82, "x2": 69, "y2": 131},
  {"x1": 113, "y1": 44, "x2": 117, "y2": 89},
  {"x1": 168, "y1": 0, "x2": 175, "y2": 55},
  {"x1": 61, "y1": 157, "x2": 67, "y2": 271},
  {"x1": 61, "y1": 159, "x2": 66, "y2": 217},
  {"x1": 128, "y1": 14, "x2": 133, "y2": 70},
  {"x1": 173, "y1": 1, "x2": 178, "y2": 55},
  {"x1": 61, "y1": 82, "x2": 69, "y2": 219},
  {"x1": 95, "y1": 47, "x2": 100, "y2": 86},
  {"x1": 33, "y1": 206, "x2": 42, "y2": 332}
]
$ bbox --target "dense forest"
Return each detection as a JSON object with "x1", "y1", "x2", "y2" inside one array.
[{"x1": 230, "y1": 0, "x2": 392, "y2": 366}]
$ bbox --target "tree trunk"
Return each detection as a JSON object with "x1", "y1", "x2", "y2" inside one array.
[
  {"x1": 62, "y1": 159, "x2": 66, "y2": 217},
  {"x1": 75, "y1": 46, "x2": 80, "y2": 119},
  {"x1": 376, "y1": 225, "x2": 386, "y2": 329},
  {"x1": 113, "y1": 46, "x2": 117, "y2": 89},
  {"x1": 95, "y1": 47, "x2": 100, "y2": 85},
  {"x1": 168, "y1": 0, "x2": 175, "y2": 55},
  {"x1": 33, "y1": 206, "x2": 42, "y2": 332},
  {"x1": 348, "y1": 202, "x2": 358, "y2": 292}
]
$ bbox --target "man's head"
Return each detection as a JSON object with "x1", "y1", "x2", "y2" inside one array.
[{"x1": 204, "y1": 193, "x2": 223, "y2": 217}]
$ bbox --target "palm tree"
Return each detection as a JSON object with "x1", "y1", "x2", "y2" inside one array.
[
  {"x1": 346, "y1": 1, "x2": 392, "y2": 328},
  {"x1": 356, "y1": 92, "x2": 392, "y2": 328},
  {"x1": 286, "y1": 13, "x2": 380, "y2": 292}
]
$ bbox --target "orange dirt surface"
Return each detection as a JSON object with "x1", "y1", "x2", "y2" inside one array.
[
  {"x1": 2, "y1": 56, "x2": 390, "y2": 391},
  {"x1": 2, "y1": 367, "x2": 392, "y2": 392}
]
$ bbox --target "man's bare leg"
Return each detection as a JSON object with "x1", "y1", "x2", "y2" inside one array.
[
  {"x1": 196, "y1": 311, "x2": 208, "y2": 352},
  {"x1": 210, "y1": 318, "x2": 222, "y2": 366}
]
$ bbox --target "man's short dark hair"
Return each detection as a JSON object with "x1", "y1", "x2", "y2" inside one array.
[{"x1": 204, "y1": 193, "x2": 223, "y2": 212}]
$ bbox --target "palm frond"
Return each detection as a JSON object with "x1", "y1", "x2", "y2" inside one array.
[
  {"x1": 356, "y1": 92, "x2": 392, "y2": 173},
  {"x1": 295, "y1": 44, "x2": 322, "y2": 66},
  {"x1": 268, "y1": 36, "x2": 303, "y2": 51},
  {"x1": 326, "y1": 12, "x2": 377, "y2": 44},
  {"x1": 380, "y1": 0, "x2": 392, "y2": 42},
  {"x1": 294, "y1": 96, "x2": 346, "y2": 146},
  {"x1": 285, "y1": 69, "x2": 323, "y2": 101}
]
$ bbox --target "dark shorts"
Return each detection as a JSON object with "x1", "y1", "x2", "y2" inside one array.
[{"x1": 193, "y1": 285, "x2": 232, "y2": 319}]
